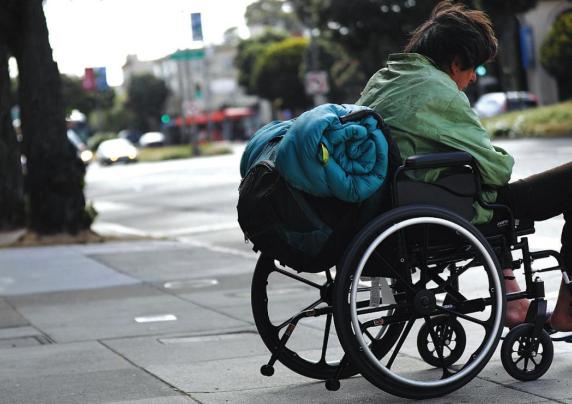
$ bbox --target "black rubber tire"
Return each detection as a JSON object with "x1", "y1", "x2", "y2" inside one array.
[
  {"x1": 417, "y1": 315, "x2": 466, "y2": 368},
  {"x1": 334, "y1": 205, "x2": 505, "y2": 399},
  {"x1": 251, "y1": 255, "x2": 356, "y2": 380},
  {"x1": 501, "y1": 323, "x2": 554, "y2": 381}
]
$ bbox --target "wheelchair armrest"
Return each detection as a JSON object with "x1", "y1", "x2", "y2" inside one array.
[{"x1": 404, "y1": 152, "x2": 474, "y2": 170}]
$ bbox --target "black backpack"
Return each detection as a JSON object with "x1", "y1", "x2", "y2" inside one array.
[{"x1": 237, "y1": 137, "x2": 361, "y2": 273}]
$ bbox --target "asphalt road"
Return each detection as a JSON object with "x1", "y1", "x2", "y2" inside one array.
[{"x1": 86, "y1": 143, "x2": 249, "y2": 253}]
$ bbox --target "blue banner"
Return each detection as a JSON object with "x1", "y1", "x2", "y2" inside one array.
[
  {"x1": 191, "y1": 13, "x2": 203, "y2": 41},
  {"x1": 519, "y1": 25, "x2": 535, "y2": 70}
]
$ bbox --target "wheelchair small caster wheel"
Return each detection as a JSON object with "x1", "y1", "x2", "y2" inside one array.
[
  {"x1": 417, "y1": 315, "x2": 466, "y2": 368},
  {"x1": 325, "y1": 379, "x2": 340, "y2": 391},
  {"x1": 501, "y1": 323, "x2": 553, "y2": 381},
  {"x1": 260, "y1": 364, "x2": 274, "y2": 377}
]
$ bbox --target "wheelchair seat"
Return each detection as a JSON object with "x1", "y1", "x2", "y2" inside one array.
[{"x1": 478, "y1": 213, "x2": 535, "y2": 237}]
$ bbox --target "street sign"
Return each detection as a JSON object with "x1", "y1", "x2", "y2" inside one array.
[
  {"x1": 83, "y1": 68, "x2": 95, "y2": 91},
  {"x1": 170, "y1": 49, "x2": 205, "y2": 60},
  {"x1": 191, "y1": 13, "x2": 203, "y2": 42},
  {"x1": 305, "y1": 71, "x2": 329, "y2": 96},
  {"x1": 94, "y1": 67, "x2": 108, "y2": 90},
  {"x1": 170, "y1": 49, "x2": 205, "y2": 61},
  {"x1": 83, "y1": 67, "x2": 108, "y2": 91}
]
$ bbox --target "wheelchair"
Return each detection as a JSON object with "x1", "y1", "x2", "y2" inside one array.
[{"x1": 249, "y1": 110, "x2": 566, "y2": 399}]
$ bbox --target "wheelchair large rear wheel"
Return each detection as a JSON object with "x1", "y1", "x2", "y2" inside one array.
[
  {"x1": 251, "y1": 255, "x2": 355, "y2": 380},
  {"x1": 334, "y1": 205, "x2": 505, "y2": 399}
]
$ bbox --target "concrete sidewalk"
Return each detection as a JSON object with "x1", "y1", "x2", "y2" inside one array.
[{"x1": 1, "y1": 234, "x2": 572, "y2": 403}]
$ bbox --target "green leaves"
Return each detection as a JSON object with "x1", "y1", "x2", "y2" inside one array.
[
  {"x1": 126, "y1": 74, "x2": 169, "y2": 132},
  {"x1": 251, "y1": 37, "x2": 311, "y2": 110},
  {"x1": 540, "y1": 11, "x2": 572, "y2": 80}
]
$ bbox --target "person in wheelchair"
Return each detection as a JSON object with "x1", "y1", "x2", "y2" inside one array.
[{"x1": 357, "y1": 0, "x2": 572, "y2": 331}]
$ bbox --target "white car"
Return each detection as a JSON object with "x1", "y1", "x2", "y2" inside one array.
[
  {"x1": 474, "y1": 91, "x2": 538, "y2": 118},
  {"x1": 95, "y1": 138, "x2": 138, "y2": 165},
  {"x1": 138, "y1": 131, "x2": 166, "y2": 147}
]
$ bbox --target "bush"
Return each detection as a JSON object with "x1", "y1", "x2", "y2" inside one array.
[
  {"x1": 482, "y1": 101, "x2": 572, "y2": 138},
  {"x1": 541, "y1": 11, "x2": 572, "y2": 99},
  {"x1": 541, "y1": 11, "x2": 572, "y2": 79}
]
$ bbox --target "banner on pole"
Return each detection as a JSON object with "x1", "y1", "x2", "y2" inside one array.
[{"x1": 191, "y1": 13, "x2": 203, "y2": 41}]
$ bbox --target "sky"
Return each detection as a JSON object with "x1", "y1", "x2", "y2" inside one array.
[{"x1": 42, "y1": 0, "x2": 257, "y2": 86}]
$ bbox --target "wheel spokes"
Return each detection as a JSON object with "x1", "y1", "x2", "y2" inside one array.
[
  {"x1": 387, "y1": 316, "x2": 416, "y2": 370},
  {"x1": 319, "y1": 314, "x2": 333, "y2": 364}
]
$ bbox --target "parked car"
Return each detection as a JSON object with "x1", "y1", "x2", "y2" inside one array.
[
  {"x1": 95, "y1": 138, "x2": 138, "y2": 165},
  {"x1": 138, "y1": 131, "x2": 166, "y2": 147},
  {"x1": 474, "y1": 91, "x2": 538, "y2": 118}
]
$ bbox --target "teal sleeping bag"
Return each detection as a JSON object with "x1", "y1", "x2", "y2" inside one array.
[{"x1": 275, "y1": 104, "x2": 389, "y2": 203}]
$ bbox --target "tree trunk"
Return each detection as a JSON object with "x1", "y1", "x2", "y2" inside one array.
[
  {"x1": 11, "y1": 0, "x2": 89, "y2": 234},
  {"x1": 0, "y1": 41, "x2": 25, "y2": 230}
]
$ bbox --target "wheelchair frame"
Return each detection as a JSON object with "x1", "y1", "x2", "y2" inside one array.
[{"x1": 249, "y1": 110, "x2": 569, "y2": 399}]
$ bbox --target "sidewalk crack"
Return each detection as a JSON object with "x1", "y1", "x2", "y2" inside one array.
[
  {"x1": 477, "y1": 375, "x2": 566, "y2": 403},
  {"x1": 98, "y1": 339, "x2": 203, "y2": 403}
]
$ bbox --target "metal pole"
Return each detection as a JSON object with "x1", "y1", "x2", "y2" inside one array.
[
  {"x1": 184, "y1": 57, "x2": 200, "y2": 156},
  {"x1": 176, "y1": 59, "x2": 189, "y2": 144},
  {"x1": 204, "y1": 46, "x2": 213, "y2": 142}
]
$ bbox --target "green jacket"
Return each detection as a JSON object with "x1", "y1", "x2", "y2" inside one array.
[{"x1": 357, "y1": 53, "x2": 514, "y2": 223}]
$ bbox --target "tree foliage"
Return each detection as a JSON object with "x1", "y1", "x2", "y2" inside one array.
[
  {"x1": 252, "y1": 37, "x2": 312, "y2": 110},
  {"x1": 234, "y1": 30, "x2": 287, "y2": 94},
  {"x1": 245, "y1": 0, "x2": 304, "y2": 34},
  {"x1": 126, "y1": 73, "x2": 169, "y2": 133},
  {"x1": 540, "y1": 11, "x2": 572, "y2": 79},
  {"x1": 287, "y1": 0, "x2": 539, "y2": 93},
  {"x1": 540, "y1": 11, "x2": 572, "y2": 99},
  {"x1": 290, "y1": 0, "x2": 439, "y2": 78},
  {"x1": 60, "y1": 74, "x2": 115, "y2": 117}
]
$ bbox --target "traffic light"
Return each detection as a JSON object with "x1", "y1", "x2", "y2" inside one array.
[
  {"x1": 194, "y1": 84, "x2": 202, "y2": 99},
  {"x1": 476, "y1": 65, "x2": 487, "y2": 77},
  {"x1": 161, "y1": 114, "x2": 171, "y2": 124}
]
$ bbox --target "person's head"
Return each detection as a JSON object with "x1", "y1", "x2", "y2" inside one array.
[{"x1": 404, "y1": 1, "x2": 497, "y2": 90}]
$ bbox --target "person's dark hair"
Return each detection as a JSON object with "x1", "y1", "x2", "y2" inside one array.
[{"x1": 404, "y1": 1, "x2": 497, "y2": 72}]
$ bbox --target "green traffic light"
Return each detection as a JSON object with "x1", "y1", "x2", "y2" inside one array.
[
  {"x1": 161, "y1": 114, "x2": 171, "y2": 124},
  {"x1": 476, "y1": 65, "x2": 487, "y2": 77}
]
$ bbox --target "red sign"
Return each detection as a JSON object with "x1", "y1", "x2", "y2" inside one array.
[{"x1": 83, "y1": 68, "x2": 96, "y2": 91}]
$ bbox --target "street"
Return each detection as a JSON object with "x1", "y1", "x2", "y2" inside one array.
[{"x1": 86, "y1": 144, "x2": 249, "y2": 254}]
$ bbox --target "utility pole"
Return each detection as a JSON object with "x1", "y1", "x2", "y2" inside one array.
[
  {"x1": 191, "y1": 13, "x2": 204, "y2": 156},
  {"x1": 184, "y1": 57, "x2": 200, "y2": 156}
]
